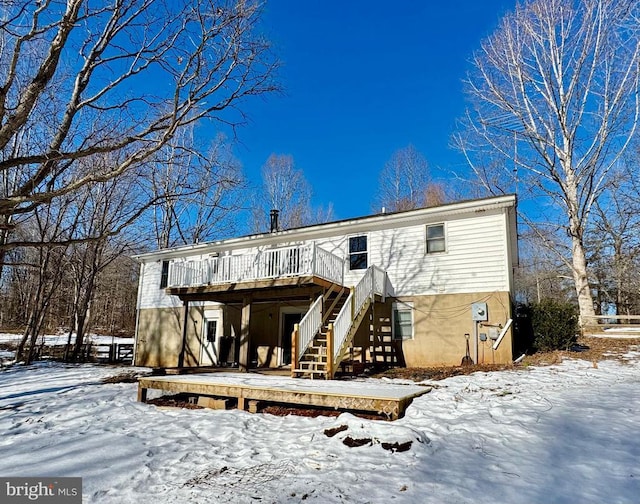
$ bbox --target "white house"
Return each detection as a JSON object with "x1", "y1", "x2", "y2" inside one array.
[{"x1": 133, "y1": 194, "x2": 518, "y2": 377}]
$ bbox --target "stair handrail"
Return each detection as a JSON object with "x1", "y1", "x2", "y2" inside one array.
[
  {"x1": 372, "y1": 265, "x2": 387, "y2": 300},
  {"x1": 353, "y1": 266, "x2": 374, "y2": 314},
  {"x1": 297, "y1": 295, "x2": 323, "y2": 361},
  {"x1": 331, "y1": 291, "x2": 354, "y2": 361},
  {"x1": 332, "y1": 265, "x2": 384, "y2": 361}
]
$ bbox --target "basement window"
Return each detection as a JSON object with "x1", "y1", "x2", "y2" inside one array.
[
  {"x1": 348, "y1": 235, "x2": 368, "y2": 270},
  {"x1": 392, "y1": 302, "x2": 414, "y2": 341},
  {"x1": 426, "y1": 224, "x2": 445, "y2": 254},
  {"x1": 159, "y1": 260, "x2": 170, "y2": 289}
]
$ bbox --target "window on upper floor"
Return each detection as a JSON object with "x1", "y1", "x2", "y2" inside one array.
[
  {"x1": 160, "y1": 260, "x2": 170, "y2": 289},
  {"x1": 348, "y1": 235, "x2": 368, "y2": 270},
  {"x1": 392, "y1": 302, "x2": 414, "y2": 341},
  {"x1": 426, "y1": 224, "x2": 445, "y2": 254}
]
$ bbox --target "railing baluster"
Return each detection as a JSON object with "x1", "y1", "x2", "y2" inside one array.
[
  {"x1": 297, "y1": 295, "x2": 323, "y2": 361},
  {"x1": 167, "y1": 243, "x2": 348, "y2": 288}
]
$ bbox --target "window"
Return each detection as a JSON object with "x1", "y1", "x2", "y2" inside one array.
[
  {"x1": 393, "y1": 303, "x2": 414, "y2": 341},
  {"x1": 426, "y1": 224, "x2": 445, "y2": 254},
  {"x1": 348, "y1": 235, "x2": 368, "y2": 270},
  {"x1": 159, "y1": 260, "x2": 170, "y2": 289},
  {"x1": 205, "y1": 320, "x2": 217, "y2": 343}
]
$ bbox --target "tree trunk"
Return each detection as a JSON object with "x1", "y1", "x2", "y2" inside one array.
[
  {"x1": 26, "y1": 310, "x2": 48, "y2": 364},
  {"x1": 571, "y1": 233, "x2": 596, "y2": 325},
  {"x1": 71, "y1": 281, "x2": 94, "y2": 361},
  {"x1": 16, "y1": 314, "x2": 35, "y2": 362},
  {"x1": 0, "y1": 223, "x2": 10, "y2": 283}
]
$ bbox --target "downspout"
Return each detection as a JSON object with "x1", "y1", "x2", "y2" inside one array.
[
  {"x1": 132, "y1": 262, "x2": 144, "y2": 366},
  {"x1": 178, "y1": 300, "x2": 189, "y2": 368}
]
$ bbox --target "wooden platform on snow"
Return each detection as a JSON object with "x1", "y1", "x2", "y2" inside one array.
[{"x1": 137, "y1": 373, "x2": 430, "y2": 420}]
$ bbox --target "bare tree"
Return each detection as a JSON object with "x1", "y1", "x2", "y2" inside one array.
[
  {"x1": 454, "y1": 0, "x2": 640, "y2": 323},
  {"x1": 64, "y1": 173, "x2": 144, "y2": 360},
  {"x1": 515, "y1": 231, "x2": 575, "y2": 305},
  {"x1": 0, "y1": 0, "x2": 278, "y2": 278},
  {"x1": 15, "y1": 200, "x2": 73, "y2": 363},
  {"x1": 375, "y1": 145, "x2": 442, "y2": 212},
  {"x1": 586, "y1": 161, "x2": 640, "y2": 316},
  {"x1": 149, "y1": 132, "x2": 244, "y2": 249},
  {"x1": 252, "y1": 154, "x2": 332, "y2": 232}
]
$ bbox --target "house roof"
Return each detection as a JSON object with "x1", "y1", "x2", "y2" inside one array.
[{"x1": 134, "y1": 194, "x2": 517, "y2": 262}]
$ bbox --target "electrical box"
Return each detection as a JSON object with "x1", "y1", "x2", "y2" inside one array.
[
  {"x1": 489, "y1": 327, "x2": 499, "y2": 340},
  {"x1": 471, "y1": 302, "x2": 488, "y2": 321},
  {"x1": 479, "y1": 333, "x2": 487, "y2": 342}
]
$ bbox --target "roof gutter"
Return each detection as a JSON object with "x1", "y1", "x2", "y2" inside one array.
[{"x1": 133, "y1": 194, "x2": 517, "y2": 262}]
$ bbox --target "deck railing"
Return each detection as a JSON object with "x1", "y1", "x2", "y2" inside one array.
[{"x1": 167, "y1": 243, "x2": 344, "y2": 288}]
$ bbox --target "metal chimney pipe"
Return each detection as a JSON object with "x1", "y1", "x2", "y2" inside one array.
[{"x1": 270, "y1": 209, "x2": 279, "y2": 232}]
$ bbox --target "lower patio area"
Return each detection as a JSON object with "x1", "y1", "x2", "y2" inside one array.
[{"x1": 137, "y1": 372, "x2": 430, "y2": 420}]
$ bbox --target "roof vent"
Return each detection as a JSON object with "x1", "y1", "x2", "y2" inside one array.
[{"x1": 270, "y1": 209, "x2": 279, "y2": 233}]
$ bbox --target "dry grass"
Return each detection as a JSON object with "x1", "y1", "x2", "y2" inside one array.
[
  {"x1": 373, "y1": 336, "x2": 640, "y2": 382},
  {"x1": 101, "y1": 371, "x2": 149, "y2": 383},
  {"x1": 520, "y1": 336, "x2": 640, "y2": 367},
  {"x1": 372, "y1": 363, "x2": 514, "y2": 382}
]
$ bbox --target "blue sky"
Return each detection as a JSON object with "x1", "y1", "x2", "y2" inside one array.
[{"x1": 229, "y1": 0, "x2": 516, "y2": 222}]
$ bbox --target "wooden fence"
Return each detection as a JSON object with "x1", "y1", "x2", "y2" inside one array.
[
  {"x1": 582, "y1": 315, "x2": 640, "y2": 337},
  {"x1": 35, "y1": 343, "x2": 134, "y2": 364}
]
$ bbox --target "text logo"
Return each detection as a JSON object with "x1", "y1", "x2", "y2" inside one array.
[{"x1": 0, "y1": 478, "x2": 81, "y2": 503}]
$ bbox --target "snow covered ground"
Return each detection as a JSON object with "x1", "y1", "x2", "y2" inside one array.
[
  {"x1": 0, "y1": 332, "x2": 135, "y2": 346},
  {"x1": 0, "y1": 332, "x2": 135, "y2": 365},
  {"x1": 0, "y1": 351, "x2": 638, "y2": 503}
]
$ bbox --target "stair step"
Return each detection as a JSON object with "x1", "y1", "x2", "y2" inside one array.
[
  {"x1": 301, "y1": 358, "x2": 327, "y2": 365},
  {"x1": 296, "y1": 361, "x2": 327, "y2": 370},
  {"x1": 294, "y1": 371, "x2": 329, "y2": 379}
]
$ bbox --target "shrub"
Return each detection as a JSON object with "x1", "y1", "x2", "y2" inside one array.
[{"x1": 529, "y1": 299, "x2": 579, "y2": 352}]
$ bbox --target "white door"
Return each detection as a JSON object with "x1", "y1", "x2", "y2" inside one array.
[{"x1": 200, "y1": 318, "x2": 220, "y2": 366}]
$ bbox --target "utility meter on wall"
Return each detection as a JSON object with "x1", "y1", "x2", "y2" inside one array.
[{"x1": 471, "y1": 302, "x2": 488, "y2": 321}]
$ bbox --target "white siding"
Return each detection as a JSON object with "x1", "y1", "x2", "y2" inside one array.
[
  {"x1": 315, "y1": 210, "x2": 508, "y2": 296},
  {"x1": 136, "y1": 208, "x2": 511, "y2": 308},
  {"x1": 138, "y1": 260, "x2": 181, "y2": 309},
  {"x1": 371, "y1": 211, "x2": 509, "y2": 296}
]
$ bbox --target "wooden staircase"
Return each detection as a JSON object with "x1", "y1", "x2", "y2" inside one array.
[
  {"x1": 294, "y1": 288, "x2": 349, "y2": 379},
  {"x1": 292, "y1": 265, "x2": 388, "y2": 380}
]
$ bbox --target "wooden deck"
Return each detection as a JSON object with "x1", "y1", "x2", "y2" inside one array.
[{"x1": 137, "y1": 373, "x2": 430, "y2": 420}]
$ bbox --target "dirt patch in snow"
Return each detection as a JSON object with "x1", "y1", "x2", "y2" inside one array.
[
  {"x1": 261, "y1": 404, "x2": 341, "y2": 418},
  {"x1": 101, "y1": 371, "x2": 148, "y2": 383},
  {"x1": 261, "y1": 405, "x2": 382, "y2": 420},
  {"x1": 372, "y1": 363, "x2": 513, "y2": 382}
]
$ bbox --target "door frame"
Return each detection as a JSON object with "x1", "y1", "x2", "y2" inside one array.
[
  {"x1": 278, "y1": 306, "x2": 307, "y2": 366},
  {"x1": 200, "y1": 311, "x2": 221, "y2": 366}
]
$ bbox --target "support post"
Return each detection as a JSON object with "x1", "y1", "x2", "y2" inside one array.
[
  {"x1": 178, "y1": 300, "x2": 189, "y2": 368},
  {"x1": 239, "y1": 295, "x2": 251, "y2": 372},
  {"x1": 137, "y1": 385, "x2": 147, "y2": 403},
  {"x1": 350, "y1": 286, "x2": 355, "y2": 320},
  {"x1": 291, "y1": 323, "x2": 299, "y2": 378},
  {"x1": 327, "y1": 323, "x2": 334, "y2": 379},
  {"x1": 473, "y1": 320, "x2": 479, "y2": 365}
]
